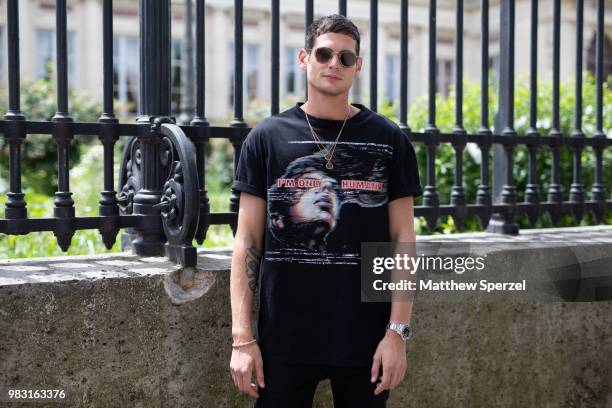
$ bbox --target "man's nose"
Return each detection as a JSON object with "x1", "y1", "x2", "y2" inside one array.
[{"x1": 327, "y1": 53, "x2": 342, "y2": 68}]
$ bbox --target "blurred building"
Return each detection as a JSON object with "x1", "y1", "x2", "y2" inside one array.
[{"x1": 0, "y1": 0, "x2": 610, "y2": 123}]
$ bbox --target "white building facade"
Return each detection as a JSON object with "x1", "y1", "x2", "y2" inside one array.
[{"x1": 0, "y1": 0, "x2": 610, "y2": 123}]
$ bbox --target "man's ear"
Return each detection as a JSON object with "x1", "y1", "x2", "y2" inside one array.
[
  {"x1": 298, "y1": 48, "x2": 308, "y2": 71},
  {"x1": 354, "y1": 56, "x2": 363, "y2": 78}
]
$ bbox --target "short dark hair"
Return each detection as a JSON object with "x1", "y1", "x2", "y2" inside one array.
[{"x1": 305, "y1": 14, "x2": 361, "y2": 56}]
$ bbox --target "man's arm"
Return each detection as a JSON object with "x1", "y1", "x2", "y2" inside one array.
[
  {"x1": 231, "y1": 192, "x2": 266, "y2": 341},
  {"x1": 230, "y1": 192, "x2": 267, "y2": 398},
  {"x1": 371, "y1": 195, "x2": 416, "y2": 395},
  {"x1": 387, "y1": 195, "x2": 416, "y2": 325}
]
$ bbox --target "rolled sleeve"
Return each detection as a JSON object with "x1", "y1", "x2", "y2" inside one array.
[
  {"x1": 388, "y1": 128, "x2": 423, "y2": 202},
  {"x1": 231, "y1": 128, "x2": 268, "y2": 200}
]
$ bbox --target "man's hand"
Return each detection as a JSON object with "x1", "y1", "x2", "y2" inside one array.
[
  {"x1": 370, "y1": 330, "x2": 407, "y2": 395},
  {"x1": 230, "y1": 343, "x2": 265, "y2": 398}
]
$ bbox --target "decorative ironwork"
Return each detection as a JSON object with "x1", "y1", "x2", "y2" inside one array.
[
  {"x1": 118, "y1": 138, "x2": 142, "y2": 216},
  {"x1": 156, "y1": 120, "x2": 199, "y2": 241}
]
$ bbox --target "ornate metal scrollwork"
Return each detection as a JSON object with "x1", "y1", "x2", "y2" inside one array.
[
  {"x1": 116, "y1": 118, "x2": 199, "y2": 267},
  {"x1": 154, "y1": 121, "x2": 199, "y2": 246},
  {"x1": 117, "y1": 137, "x2": 142, "y2": 215},
  {"x1": 153, "y1": 118, "x2": 200, "y2": 266}
]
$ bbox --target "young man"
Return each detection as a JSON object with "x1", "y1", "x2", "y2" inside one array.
[{"x1": 229, "y1": 14, "x2": 422, "y2": 408}]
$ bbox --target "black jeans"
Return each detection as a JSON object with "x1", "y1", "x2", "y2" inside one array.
[{"x1": 252, "y1": 362, "x2": 389, "y2": 408}]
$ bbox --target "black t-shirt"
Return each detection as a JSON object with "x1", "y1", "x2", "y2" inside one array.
[{"x1": 232, "y1": 102, "x2": 422, "y2": 366}]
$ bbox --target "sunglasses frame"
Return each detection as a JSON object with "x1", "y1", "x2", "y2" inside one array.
[{"x1": 311, "y1": 46, "x2": 359, "y2": 68}]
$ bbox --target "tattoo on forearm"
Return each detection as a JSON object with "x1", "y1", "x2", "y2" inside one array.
[{"x1": 245, "y1": 245, "x2": 262, "y2": 293}]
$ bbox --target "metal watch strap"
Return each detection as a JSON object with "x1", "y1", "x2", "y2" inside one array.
[{"x1": 386, "y1": 322, "x2": 412, "y2": 340}]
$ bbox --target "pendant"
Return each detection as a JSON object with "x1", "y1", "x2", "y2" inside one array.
[
  {"x1": 325, "y1": 161, "x2": 333, "y2": 170},
  {"x1": 324, "y1": 153, "x2": 332, "y2": 161}
]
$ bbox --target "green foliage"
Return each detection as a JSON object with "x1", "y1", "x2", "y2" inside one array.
[
  {"x1": 381, "y1": 72, "x2": 612, "y2": 234},
  {"x1": 0, "y1": 73, "x2": 102, "y2": 196},
  {"x1": 0, "y1": 185, "x2": 123, "y2": 258},
  {"x1": 0, "y1": 142, "x2": 118, "y2": 258}
]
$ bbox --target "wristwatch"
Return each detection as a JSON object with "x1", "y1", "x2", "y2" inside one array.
[{"x1": 386, "y1": 322, "x2": 412, "y2": 341}]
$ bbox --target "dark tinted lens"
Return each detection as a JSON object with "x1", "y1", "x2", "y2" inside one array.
[
  {"x1": 314, "y1": 47, "x2": 333, "y2": 63},
  {"x1": 339, "y1": 51, "x2": 357, "y2": 67}
]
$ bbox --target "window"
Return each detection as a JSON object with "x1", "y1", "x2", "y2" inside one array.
[
  {"x1": 171, "y1": 39, "x2": 184, "y2": 114},
  {"x1": 246, "y1": 44, "x2": 260, "y2": 102},
  {"x1": 113, "y1": 35, "x2": 139, "y2": 115},
  {"x1": 385, "y1": 54, "x2": 400, "y2": 105},
  {"x1": 384, "y1": 54, "x2": 410, "y2": 107},
  {"x1": 284, "y1": 47, "x2": 305, "y2": 97},
  {"x1": 435, "y1": 58, "x2": 453, "y2": 97},
  {"x1": 228, "y1": 42, "x2": 261, "y2": 107},
  {"x1": 36, "y1": 29, "x2": 76, "y2": 83},
  {"x1": 36, "y1": 30, "x2": 54, "y2": 79}
]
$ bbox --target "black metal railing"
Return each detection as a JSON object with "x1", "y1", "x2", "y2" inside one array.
[{"x1": 0, "y1": 0, "x2": 610, "y2": 268}]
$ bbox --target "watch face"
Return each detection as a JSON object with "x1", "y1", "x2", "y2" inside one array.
[{"x1": 401, "y1": 326, "x2": 411, "y2": 339}]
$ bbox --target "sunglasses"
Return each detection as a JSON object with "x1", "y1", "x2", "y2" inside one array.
[{"x1": 312, "y1": 47, "x2": 358, "y2": 67}]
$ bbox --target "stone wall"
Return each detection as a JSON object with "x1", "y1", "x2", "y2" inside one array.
[{"x1": 1, "y1": 226, "x2": 612, "y2": 407}]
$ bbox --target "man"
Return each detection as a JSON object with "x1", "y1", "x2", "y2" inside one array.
[{"x1": 229, "y1": 14, "x2": 422, "y2": 407}]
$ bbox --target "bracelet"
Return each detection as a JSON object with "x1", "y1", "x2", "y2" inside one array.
[{"x1": 232, "y1": 339, "x2": 257, "y2": 348}]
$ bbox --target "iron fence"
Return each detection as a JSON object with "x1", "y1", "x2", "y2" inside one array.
[{"x1": 0, "y1": 0, "x2": 610, "y2": 267}]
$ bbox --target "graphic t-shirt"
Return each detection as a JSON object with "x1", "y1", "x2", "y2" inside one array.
[{"x1": 232, "y1": 102, "x2": 423, "y2": 366}]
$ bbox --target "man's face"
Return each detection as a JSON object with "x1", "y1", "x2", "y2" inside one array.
[
  {"x1": 288, "y1": 171, "x2": 340, "y2": 234},
  {"x1": 299, "y1": 32, "x2": 363, "y2": 97}
]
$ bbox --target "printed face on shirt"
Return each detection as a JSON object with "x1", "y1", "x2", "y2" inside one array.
[
  {"x1": 298, "y1": 32, "x2": 363, "y2": 98},
  {"x1": 288, "y1": 171, "x2": 340, "y2": 233},
  {"x1": 268, "y1": 157, "x2": 344, "y2": 250}
]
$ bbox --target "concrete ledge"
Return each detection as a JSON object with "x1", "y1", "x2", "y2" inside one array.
[
  {"x1": 1, "y1": 226, "x2": 612, "y2": 407},
  {"x1": 0, "y1": 248, "x2": 250, "y2": 407}
]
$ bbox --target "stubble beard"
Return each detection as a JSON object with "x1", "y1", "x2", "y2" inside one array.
[{"x1": 310, "y1": 77, "x2": 350, "y2": 98}]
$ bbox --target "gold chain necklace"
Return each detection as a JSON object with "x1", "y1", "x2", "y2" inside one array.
[{"x1": 304, "y1": 104, "x2": 350, "y2": 170}]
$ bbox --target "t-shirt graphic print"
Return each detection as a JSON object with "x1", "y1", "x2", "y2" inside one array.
[{"x1": 266, "y1": 141, "x2": 392, "y2": 265}]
